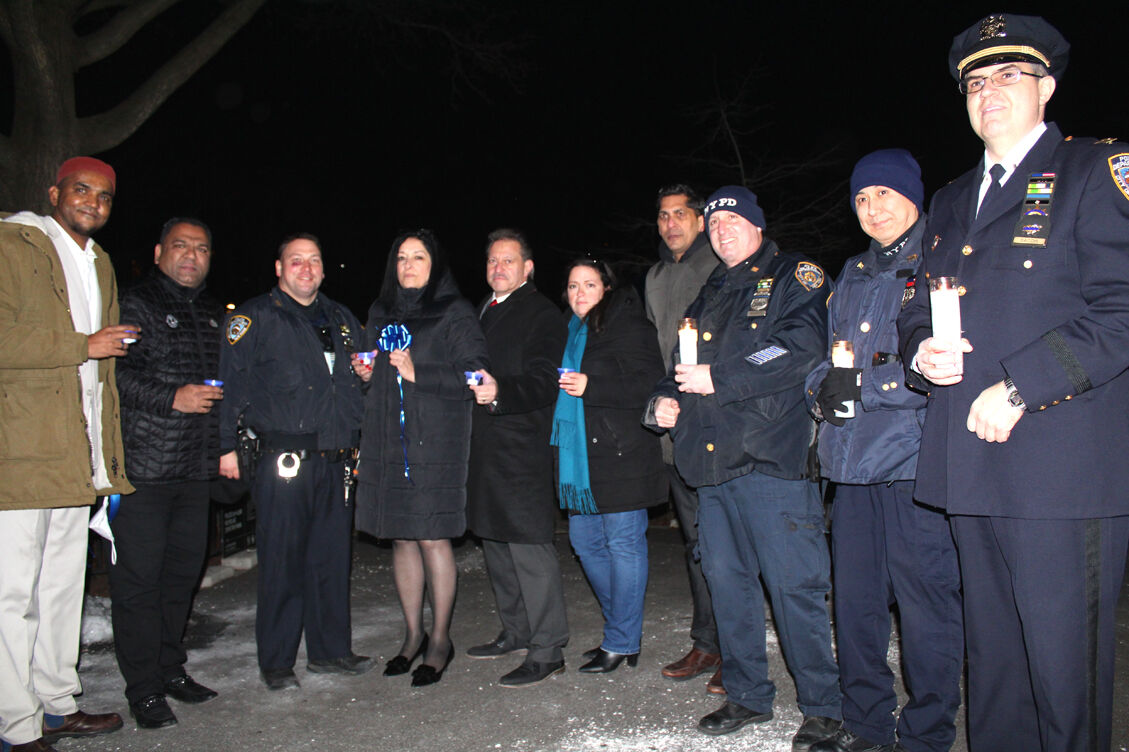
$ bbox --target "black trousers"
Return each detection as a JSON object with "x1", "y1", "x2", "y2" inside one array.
[
  {"x1": 830, "y1": 482, "x2": 963, "y2": 751},
  {"x1": 482, "y1": 538, "x2": 569, "y2": 662},
  {"x1": 952, "y1": 514, "x2": 1129, "y2": 752},
  {"x1": 109, "y1": 481, "x2": 210, "y2": 703},
  {"x1": 254, "y1": 452, "x2": 354, "y2": 671},
  {"x1": 665, "y1": 462, "x2": 718, "y2": 655}
]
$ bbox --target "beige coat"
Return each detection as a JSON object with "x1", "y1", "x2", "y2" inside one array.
[{"x1": 0, "y1": 217, "x2": 132, "y2": 509}]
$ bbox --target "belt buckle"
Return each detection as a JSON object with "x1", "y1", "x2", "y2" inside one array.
[{"x1": 277, "y1": 452, "x2": 301, "y2": 479}]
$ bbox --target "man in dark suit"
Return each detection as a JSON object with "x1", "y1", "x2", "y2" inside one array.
[
  {"x1": 898, "y1": 14, "x2": 1129, "y2": 752},
  {"x1": 466, "y1": 229, "x2": 569, "y2": 687}
]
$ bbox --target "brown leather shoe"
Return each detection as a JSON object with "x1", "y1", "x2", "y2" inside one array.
[
  {"x1": 40, "y1": 710, "x2": 123, "y2": 742},
  {"x1": 661, "y1": 647, "x2": 721, "y2": 680},
  {"x1": 706, "y1": 666, "x2": 726, "y2": 694},
  {"x1": 12, "y1": 740, "x2": 59, "y2": 752}
]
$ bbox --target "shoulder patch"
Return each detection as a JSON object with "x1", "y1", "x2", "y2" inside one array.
[
  {"x1": 226, "y1": 315, "x2": 251, "y2": 344},
  {"x1": 1109, "y1": 153, "x2": 1129, "y2": 203},
  {"x1": 794, "y1": 261, "x2": 825, "y2": 291}
]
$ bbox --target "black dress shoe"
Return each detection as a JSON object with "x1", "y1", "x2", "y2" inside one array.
[
  {"x1": 260, "y1": 668, "x2": 300, "y2": 690},
  {"x1": 466, "y1": 632, "x2": 528, "y2": 660},
  {"x1": 385, "y1": 634, "x2": 429, "y2": 676},
  {"x1": 698, "y1": 701, "x2": 773, "y2": 736},
  {"x1": 411, "y1": 643, "x2": 455, "y2": 687},
  {"x1": 498, "y1": 659, "x2": 565, "y2": 687},
  {"x1": 578, "y1": 647, "x2": 638, "y2": 673},
  {"x1": 792, "y1": 716, "x2": 843, "y2": 751},
  {"x1": 129, "y1": 695, "x2": 177, "y2": 729},
  {"x1": 164, "y1": 674, "x2": 218, "y2": 704},
  {"x1": 809, "y1": 727, "x2": 894, "y2": 752},
  {"x1": 308, "y1": 653, "x2": 375, "y2": 675}
]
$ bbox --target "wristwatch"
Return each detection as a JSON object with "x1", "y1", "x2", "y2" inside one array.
[{"x1": 1004, "y1": 377, "x2": 1026, "y2": 410}]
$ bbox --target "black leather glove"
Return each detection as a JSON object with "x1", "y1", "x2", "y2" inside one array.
[{"x1": 816, "y1": 367, "x2": 862, "y2": 427}]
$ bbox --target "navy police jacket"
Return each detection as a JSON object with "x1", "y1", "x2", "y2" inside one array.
[
  {"x1": 219, "y1": 287, "x2": 364, "y2": 453},
  {"x1": 898, "y1": 123, "x2": 1129, "y2": 519},
  {"x1": 646, "y1": 239, "x2": 828, "y2": 487},
  {"x1": 806, "y1": 219, "x2": 927, "y2": 485}
]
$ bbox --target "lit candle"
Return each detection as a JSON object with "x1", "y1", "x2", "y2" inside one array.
[
  {"x1": 678, "y1": 317, "x2": 698, "y2": 366},
  {"x1": 830, "y1": 340, "x2": 855, "y2": 419},
  {"x1": 929, "y1": 276, "x2": 963, "y2": 376}
]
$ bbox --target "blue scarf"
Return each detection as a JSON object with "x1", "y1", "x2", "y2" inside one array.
[{"x1": 551, "y1": 315, "x2": 597, "y2": 514}]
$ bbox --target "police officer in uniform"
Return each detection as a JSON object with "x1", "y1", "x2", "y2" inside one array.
[
  {"x1": 807, "y1": 152, "x2": 962, "y2": 752},
  {"x1": 646, "y1": 186, "x2": 841, "y2": 751},
  {"x1": 218, "y1": 233, "x2": 370, "y2": 690},
  {"x1": 898, "y1": 15, "x2": 1129, "y2": 752}
]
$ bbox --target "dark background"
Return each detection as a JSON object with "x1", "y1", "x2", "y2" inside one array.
[{"x1": 4, "y1": 1, "x2": 1126, "y2": 315}]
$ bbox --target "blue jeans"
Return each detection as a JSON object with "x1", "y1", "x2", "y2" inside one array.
[
  {"x1": 568, "y1": 509, "x2": 649, "y2": 654},
  {"x1": 698, "y1": 470, "x2": 840, "y2": 718}
]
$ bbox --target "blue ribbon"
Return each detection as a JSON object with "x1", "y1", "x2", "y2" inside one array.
[
  {"x1": 108, "y1": 493, "x2": 120, "y2": 522},
  {"x1": 377, "y1": 323, "x2": 414, "y2": 483}
]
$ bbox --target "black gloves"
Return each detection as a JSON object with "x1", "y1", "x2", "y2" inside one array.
[{"x1": 816, "y1": 367, "x2": 862, "y2": 427}]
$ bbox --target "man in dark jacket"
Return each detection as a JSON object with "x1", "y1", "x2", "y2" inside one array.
[
  {"x1": 113, "y1": 218, "x2": 224, "y2": 729},
  {"x1": 645, "y1": 187, "x2": 840, "y2": 751},
  {"x1": 466, "y1": 229, "x2": 569, "y2": 687},
  {"x1": 805, "y1": 153, "x2": 962, "y2": 752},
  {"x1": 218, "y1": 234, "x2": 369, "y2": 690},
  {"x1": 898, "y1": 15, "x2": 1129, "y2": 752},
  {"x1": 644, "y1": 184, "x2": 722, "y2": 690}
]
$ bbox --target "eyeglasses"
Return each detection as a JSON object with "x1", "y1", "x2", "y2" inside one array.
[{"x1": 959, "y1": 67, "x2": 1044, "y2": 95}]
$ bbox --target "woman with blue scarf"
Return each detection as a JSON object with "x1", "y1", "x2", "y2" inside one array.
[{"x1": 552, "y1": 258, "x2": 666, "y2": 673}]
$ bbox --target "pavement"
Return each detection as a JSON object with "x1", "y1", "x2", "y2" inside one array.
[{"x1": 57, "y1": 524, "x2": 1129, "y2": 752}]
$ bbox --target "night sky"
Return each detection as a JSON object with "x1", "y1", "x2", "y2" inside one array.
[{"x1": 4, "y1": 1, "x2": 1127, "y2": 315}]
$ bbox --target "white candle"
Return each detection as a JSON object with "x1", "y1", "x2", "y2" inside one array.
[
  {"x1": 830, "y1": 340, "x2": 855, "y2": 419},
  {"x1": 678, "y1": 318, "x2": 698, "y2": 366},
  {"x1": 929, "y1": 276, "x2": 963, "y2": 375}
]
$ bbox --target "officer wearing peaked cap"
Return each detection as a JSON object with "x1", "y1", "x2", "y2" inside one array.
[{"x1": 898, "y1": 14, "x2": 1129, "y2": 752}]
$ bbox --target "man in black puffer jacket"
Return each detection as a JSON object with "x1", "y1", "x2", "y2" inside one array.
[{"x1": 112, "y1": 218, "x2": 224, "y2": 730}]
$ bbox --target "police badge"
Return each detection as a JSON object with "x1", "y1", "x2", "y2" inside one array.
[
  {"x1": 1110, "y1": 154, "x2": 1129, "y2": 204},
  {"x1": 226, "y1": 315, "x2": 251, "y2": 344},
  {"x1": 794, "y1": 262, "x2": 825, "y2": 291}
]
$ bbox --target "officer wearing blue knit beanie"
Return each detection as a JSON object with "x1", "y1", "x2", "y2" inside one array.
[{"x1": 806, "y1": 148, "x2": 963, "y2": 752}]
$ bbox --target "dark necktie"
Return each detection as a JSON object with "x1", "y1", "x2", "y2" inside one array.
[{"x1": 977, "y1": 163, "x2": 1006, "y2": 218}]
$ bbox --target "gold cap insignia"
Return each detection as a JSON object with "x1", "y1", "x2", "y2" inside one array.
[{"x1": 979, "y1": 15, "x2": 1006, "y2": 40}]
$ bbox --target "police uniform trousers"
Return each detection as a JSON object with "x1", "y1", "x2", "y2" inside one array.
[
  {"x1": 0, "y1": 506, "x2": 88, "y2": 745},
  {"x1": 951, "y1": 514, "x2": 1129, "y2": 752},
  {"x1": 830, "y1": 481, "x2": 963, "y2": 752},
  {"x1": 666, "y1": 462, "x2": 719, "y2": 656},
  {"x1": 697, "y1": 469, "x2": 841, "y2": 718},
  {"x1": 108, "y1": 481, "x2": 209, "y2": 703},
  {"x1": 253, "y1": 452, "x2": 353, "y2": 671},
  {"x1": 482, "y1": 538, "x2": 569, "y2": 662}
]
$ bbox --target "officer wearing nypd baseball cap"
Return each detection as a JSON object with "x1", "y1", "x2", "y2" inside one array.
[{"x1": 898, "y1": 13, "x2": 1129, "y2": 752}]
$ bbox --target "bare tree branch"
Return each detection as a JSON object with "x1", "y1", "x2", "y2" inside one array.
[
  {"x1": 78, "y1": 0, "x2": 267, "y2": 153},
  {"x1": 76, "y1": 0, "x2": 180, "y2": 67}
]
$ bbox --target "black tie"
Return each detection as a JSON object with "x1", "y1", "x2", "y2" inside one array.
[{"x1": 978, "y1": 163, "x2": 1006, "y2": 218}]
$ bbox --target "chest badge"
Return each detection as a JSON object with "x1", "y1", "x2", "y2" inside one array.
[
  {"x1": 901, "y1": 275, "x2": 916, "y2": 308},
  {"x1": 748, "y1": 277, "x2": 774, "y2": 317},
  {"x1": 1011, "y1": 173, "x2": 1055, "y2": 247}
]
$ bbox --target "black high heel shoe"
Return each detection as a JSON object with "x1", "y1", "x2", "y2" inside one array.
[
  {"x1": 578, "y1": 647, "x2": 639, "y2": 674},
  {"x1": 581, "y1": 647, "x2": 600, "y2": 661},
  {"x1": 384, "y1": 634, "x2": 429, "y2": 676},
  {"x1": 411, "y1": 643, "x2": 455, "y2": 687}
]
